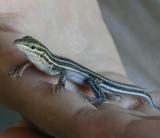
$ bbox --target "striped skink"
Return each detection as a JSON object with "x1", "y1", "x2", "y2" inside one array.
[{"x1": 10, "y1": 36, "x2": 157, "y2": 109}]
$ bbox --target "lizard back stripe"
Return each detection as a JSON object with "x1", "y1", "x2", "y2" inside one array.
[{"x1": 36, "y1": 45, "x2": 146, "y2": 92}]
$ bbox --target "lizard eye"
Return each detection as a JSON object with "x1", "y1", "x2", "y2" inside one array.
[
  {"x1": 31, "y1": 46, "x2": 35, "y2": 49},
  {"x1": 40, "y1": 53, "x2": 45, "y2": 58}
]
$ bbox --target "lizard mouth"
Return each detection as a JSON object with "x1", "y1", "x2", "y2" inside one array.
[
  {"x1": 14, "y1": 42, "x2": 30, "y2": 55},
  {"x1": 14, "y1": 38, "x2": 21, "y2": 44}
]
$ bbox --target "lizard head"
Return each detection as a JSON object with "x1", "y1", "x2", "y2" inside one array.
[
  {"x1": 14, "y1": 36, "x2": 51, "y2": 67},
  {"x1": 14, "y1": 36, "x2": 48, "y2": 58},
  {"x1": 14, "y1": 36, "x2": 45, "y2": 53}
]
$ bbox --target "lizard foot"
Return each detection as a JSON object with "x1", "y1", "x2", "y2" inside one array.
[
  {"x1": 9, "y1": 62, "x2": 32, "y2": 80},
  {"x1": 88, "y1": 97, "x2": 107, "y2": 105},
  {"x1": 9, "y1": 65, "x2": 23, "y2": 80},
  {"x1": 54, "y1": 83, "x2": 65, "y2": 94},
  {"x1": 79, "y1": 92, "x2": 106, "y2": 105}
]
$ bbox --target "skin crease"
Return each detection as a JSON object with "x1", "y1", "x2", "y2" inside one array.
[{"x1": 0, "y1": 0, "x2": 160, "y2": 138}]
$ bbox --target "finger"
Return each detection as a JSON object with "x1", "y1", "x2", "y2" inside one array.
[
  {"x1": 0, "y1": 125, "x2": 42, "y2": 138},
  {"x1": 0, "y1": 119, "x2": 56, "y2": 138},
  {"x1": 0, "y1": 127, "x2": 52, "y2": 138}
]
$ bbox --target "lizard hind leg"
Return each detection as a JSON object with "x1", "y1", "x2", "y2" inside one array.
[{"x1": 86, "y1": 79, "x2": 106, "y2": 105}]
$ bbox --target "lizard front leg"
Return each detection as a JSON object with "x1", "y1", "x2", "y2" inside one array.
[
  {"x1": 55, "y1": 70, "x2": 67, "y2": 93},
  {"x1": 9, "y1": 62, "x2": 32, "y2": 79}
]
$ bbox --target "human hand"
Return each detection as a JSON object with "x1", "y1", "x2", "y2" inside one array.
[{"x1": 1, "y1": 1, "x2": 160, "y2": 138}]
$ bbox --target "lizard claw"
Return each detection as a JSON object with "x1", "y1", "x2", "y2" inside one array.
[
  {"x1": 8, "y1": 68, "x2": 22, "y2": 80},
  {"x1": 54, "y1": 83, "x2": 65, "y2": 94},
  {"x1": 87, "y1": 96, "x2": 106, "y2": 105},
  {"x1": 78, "y1": 92, "x2": 106, "y2": 105},
  {"x1": 8, "y1": 62, "x2": 31, "y2": 80}
]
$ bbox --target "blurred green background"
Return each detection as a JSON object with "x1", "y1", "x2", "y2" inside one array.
[{"x1": 0, "y1": 106, "x2": 21, "y2": 132}]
